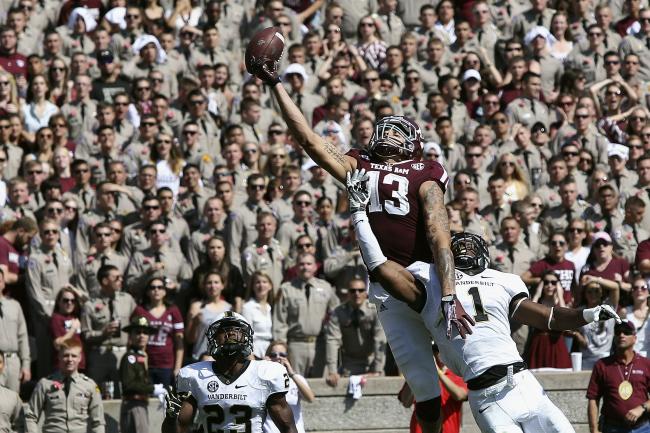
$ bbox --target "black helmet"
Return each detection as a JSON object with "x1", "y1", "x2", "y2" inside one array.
[
  {"x1": 206, "y1": 311, "x2": 254, "y2": 359},
  {"x1": 450, "y1": 232, "x2": 490, "y2": 275}
]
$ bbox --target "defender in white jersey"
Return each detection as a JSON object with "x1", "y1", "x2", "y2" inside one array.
[
  {"x1": 162, "y1": 312, "x2": 297, "y2": 433},
  {"x1": 345, "y1": 169, "x2": 621, "y2": 433}
]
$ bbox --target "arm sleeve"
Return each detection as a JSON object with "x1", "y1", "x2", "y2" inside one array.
[
  {"x1": 262, "y1": 362, "x2": 290, "y2": 396},
  {"x1": 88, "y1": 381, "x2": 106, "y2": 433},
  {"x1": 325, "y1": 310, "x2": 342, "y2": 374},
  {"x1": 272, "y1": 289, "x2": 289, "y2": 342},
  {"x1": 24, "y1": 382, "x2": 45, "y2": 433},
  {"x1": 17, "y1": 303, "x2": 30, "y2": 367},
  {"x1": 585, "y1": 362, "x2": 604, "y2": 400}
]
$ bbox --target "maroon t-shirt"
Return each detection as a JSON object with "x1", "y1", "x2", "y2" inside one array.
[
  {"x1": 347, "y1": 149, "x2": 449, "y2": 267},
  {"x1": 636, "y1": 240, "x2": 650, "y2": 268},
  {"x1": 50, "y1": 312, "x2": 86, "y2": 370},
  {"x1": 581, "y1": 258, "x2": 630, "y2": 284},
  {"x1": 0, "y1": 53, "x2": 27, "y2": 78},
  {"x1": 0, "y1": 236, "x2": 27, "y2": 305},
  {"x1": 586, "y1": 353, "x2": 650, "y2": 427},
  {"x1": 529, "y1": 258, "x2": 576, "y2": 305},
  {"x1": 132, "y1": 305, "x2": 184, "y2": 369}
]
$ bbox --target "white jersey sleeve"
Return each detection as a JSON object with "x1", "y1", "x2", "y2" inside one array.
[{"x1": 257, "y1": 360, "x2": 290, "y2": 396}]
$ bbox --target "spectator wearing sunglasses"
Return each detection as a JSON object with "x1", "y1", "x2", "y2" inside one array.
[
  {"x1": 580, "y1": 231, "x2": 631, "y2": 307},
  {"x1": 263, "y1": 340, "x2": 315, "y2": 433},
  {"x1": 325, "y1": 277, "x2": 385, "y2": 387},
  {"x1": 622, "y1": 275, "x2": 650, "y2": 354},
  {"x1": 50, "y1": 286, "x2": 84, "y2": 371},
  {"x1": 586, "y1": 320, "x2": 650, "y2": 433}
]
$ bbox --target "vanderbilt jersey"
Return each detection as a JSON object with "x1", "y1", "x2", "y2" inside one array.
[
  {"x1": 431, "y1": 268, "x2": 529, "y2": 382},
  {"x1": 176, "y1": 359, "x2": 289, "y2": 433}
]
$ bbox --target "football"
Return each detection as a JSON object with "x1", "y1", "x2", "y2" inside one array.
[{"x1": 245, "y1": 27, "x2": 285, "y2": 74}]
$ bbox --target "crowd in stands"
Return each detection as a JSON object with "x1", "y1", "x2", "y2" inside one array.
[{"x1": 0, "y1": 0, "x2": 649, "y2": 415}]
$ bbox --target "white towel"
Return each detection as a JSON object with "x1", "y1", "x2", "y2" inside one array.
[{"x1": 347, "y1": 375, "x2": 365, "y2": 400}]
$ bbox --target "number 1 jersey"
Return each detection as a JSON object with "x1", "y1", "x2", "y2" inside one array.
[
  {"x1": 346, "y1": 149, "x2": 449, "y2": 267},
  {"x1": 431, "y1": 269, "x2": 529, "y2": 382},
  {"x1": 176, "y1": 359, "x2": 289, "y2": 433}
]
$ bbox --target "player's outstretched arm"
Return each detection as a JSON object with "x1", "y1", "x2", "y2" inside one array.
[
  {"x1": 270, "y1": 82, "x2": 355, "y2": 182},
  {"x1": 511, "y1": 298, "x2": 621, "y2": 331},
  {"x1": 267, "y1": 393, "x2": 299, "y2": 433}
]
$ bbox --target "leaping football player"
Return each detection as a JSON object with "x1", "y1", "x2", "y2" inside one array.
[
  {"x1": 248, "y1": 41, "x2": 474, "y2": 433},
  {"x1": 346, "y1": 168, "x2": 621, "y2": 433},
  {"x1": 162, "y1": 312, "x2": 298, "y2": 433}
]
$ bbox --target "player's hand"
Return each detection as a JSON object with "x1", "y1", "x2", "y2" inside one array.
[
  {"x1": 441, "y1": 294, "x2": 475, "y2": 339},
  {"x1": 346, "y1": 169, "x2": 370, "y2": 213},
  {"x1": 583, "y1": 304, "x2": 621, "y2": 324},
  {"x1": 165, "y1": 386, "x2": 192, "y2": 419},
  {"x1": 249, "y1": 57, "x2": 281, "y2": 86}
]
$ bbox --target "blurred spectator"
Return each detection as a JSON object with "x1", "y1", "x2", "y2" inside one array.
[
  {"x1": 587, "y1": 320, "x2": 650, "y2": 433},
  {"x1": 25, "y1": 340, "x2": 104, "y2": 432},
  {"x1": 0, "y1": 268, "x2": 30, "y2": 392},
  {"x1": 573, "y1": 281, "x2": 617, "y2": 370},
  {"x1": 81, "y1": 264, "x2": 136, "y2": 398},
  {"x1": 186, "y1": 271, "x2": 231, "y2": 361},
  {"x1": 273, "y1": 252, "x2": 338, "y2": 377},
  {"x1": 262, "y1": 341, "x2": 315, "y2": 433},
  {"x1": 623, "y1": 275, "x2": 650, "y2": 354},
  {"x1": 526, "y1": 270, "x2": 572, "y2": 369},
  {"x1": 50, "y1": 286, "x2": 84, "y2": 372},
  {"x1": 241, "y1": 271, "x2": 274, "y2": 359},
  {"x1": 398, "y1": 343, "x2": 467, "y2": 433},
  {"x1": 119, "y1": 316, "x2": 156, "y2": 433},
  {"x1": 580, "y1": 232, "x2": 630, "y2": 306},
  {"x1": 565, "y1": 218, "x2": 591, "y2": 283},
  {"x1": 0, "y1": 351, "x2": 24, "y2": 432},
  {"x1": 325, "y1": 278, "x2": 385, "y2": 386},
  {"x1": 242, "y1": 212, "x2": 285, "y2": 291},
  {"x1": 132, "y1": 276, "x2": 184, "y2": 387}
]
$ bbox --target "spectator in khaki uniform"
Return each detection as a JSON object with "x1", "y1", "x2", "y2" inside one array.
[
  {"x1": 27, "y1": 219, "x2": 74, "y2": 378},
  {"x1": 242, "y1": 212, "x2": 285, "y2": 291},
  {"x1": 276, "y1": 190, "x2": 318, "y2": 256},
  {"x1": 325, "y1": 278, "x2": 385, "y2": 387},
  {"x1": 273, "y1": 252, "x2": 339, "y2": 377},
  {"x1": 81, "y1": 265, "x2": 136, "y2": 398},
  {"x1": 614, "y1": 197, "x2": 649, "y2": 263},
  {"x1": 25, "y1": 340, "x2": 104, "y2": 433},
  {"x1": 0, "y1": 269, "x2": 31, "y2": 392},
  {"x1": 0, "y1": 351, "x2": 24, "y2": 432}
]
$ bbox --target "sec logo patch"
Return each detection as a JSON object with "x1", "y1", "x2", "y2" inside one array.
[
  {"x1": 411, "y1": 163, "x2": 424, "y2": 171},
  {"x1": 207, "y1": 381, "x2": 219, "y2": 392}
]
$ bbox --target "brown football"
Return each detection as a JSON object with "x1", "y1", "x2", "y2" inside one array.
[{"x1": 245, "y1": 27, "x2": 285, "y2": 74}]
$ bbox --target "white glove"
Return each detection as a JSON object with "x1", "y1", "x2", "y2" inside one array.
[
  {"x1": 583, "y1": 304, "x2": 621, "y2": 324},
  {"x1": 346, "y1": 169, "x2": 370, "y2": 213}
]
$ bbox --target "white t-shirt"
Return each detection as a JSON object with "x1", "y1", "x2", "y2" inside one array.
[
  {"x1": 262, "y1": 378, "x2": 305, "y2": 433},
  {"x1": 565, "y1": 247, "x2": 590, "y2": 282},
  {"x1": 431, "y1": 268, "x2": 528, "y2": 381},
  {"x1": 241, "y1": 299, "x2": 273, "y2": 359},
  {"x1": 177, "y1": 360, "x2": 289, "y2": 433}
]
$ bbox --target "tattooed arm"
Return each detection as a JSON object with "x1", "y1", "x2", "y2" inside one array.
[
  {"x1": 419, "y1": 180, "x2": 455, "y2": 297},
  {"x1": 270, "y1": 82, "x2": 355, "y2": 182}
]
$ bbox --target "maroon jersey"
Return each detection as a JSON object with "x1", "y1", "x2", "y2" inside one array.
[{"x1": 347, "y1": 149, "x2": 449, "y2": 267}]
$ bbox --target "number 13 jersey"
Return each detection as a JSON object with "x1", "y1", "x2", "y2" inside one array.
[
  {"x1": 431, "y1": 268, "x2": 529, "y2": 382},
  {"x1": 346, "y1": 149, "x2": 449, "y2": 267},
  {"x1": 176, "y1": 359, "x2": 289, "y2": 433}
]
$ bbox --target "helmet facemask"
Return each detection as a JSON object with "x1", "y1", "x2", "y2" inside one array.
[
  {"x1": 451, "y1": 232, "x2": 490, "y2": 275},
  {"x1": 368, "y1": 116, "x2": 421, "y2": 161},
  {"x1": 206, "y1": 319, "x2": 253, "y2": 360}
]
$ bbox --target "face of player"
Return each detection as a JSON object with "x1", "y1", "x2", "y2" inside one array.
[
  {"x1": 215, "y1": 325, "x2": 246, "y2": 348},
  {"x1": 60, "y1": 347, "x2": 82, "y2": 375}
]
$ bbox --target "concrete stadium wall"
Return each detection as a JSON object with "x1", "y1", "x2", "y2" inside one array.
[{"x1": 101, "y1": 371, "x2": 593, "y2": 432}]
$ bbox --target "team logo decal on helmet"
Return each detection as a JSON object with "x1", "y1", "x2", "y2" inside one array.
[
  {"x1": 450, "y1": 232, "x2": 490, "y2": 275},
  {"x1": 368, "y1": 116, "x2": 423, "y2": 160},
  {"x1": 206, "y1": 311, "x2": 254, "y2": 359}
]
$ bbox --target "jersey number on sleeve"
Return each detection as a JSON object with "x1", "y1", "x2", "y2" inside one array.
[
  {"x1": 204, "y1": 404, "x2": 252, "y2": 433},
  {"x1": 468, "y1": 286, "x2": 489, "y2": 322},
  {"x1": 367, "y1": 171, "x2": 410, "y2": 216}
]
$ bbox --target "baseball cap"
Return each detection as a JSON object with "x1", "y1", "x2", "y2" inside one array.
[
  {"x1": 531, "y1": 122, "x2": 547, "y2": 134},
  {"x1": 608, "y1": 143, "x2": 629, "y2": 160},
  {"x1": 592, "y1": 231, "x2": 612, "y2": 245},
  {"x1": 614, "y1": 320, "x2": 636, "y2": 335},
  {"x1": 98, "y1": 50, "x2": 114, "y2": 65},
  {"x1": 461, "y1": 69, "x2": 481, "y2": 83}
]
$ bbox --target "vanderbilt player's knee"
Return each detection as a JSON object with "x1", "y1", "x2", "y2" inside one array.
[{"x1": 415, "y1": 397, "x2": 442, "y2": 430}]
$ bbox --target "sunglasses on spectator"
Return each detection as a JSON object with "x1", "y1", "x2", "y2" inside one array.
[
  {"x1": 143, "y1": 205, "x2": 160, "y2": 211},
  {"x1": 42, "y1": 229, "x2": 59, "y2": 235},
  {"x1": 297, "y1": 243, "x2": 313, "y2": 249},
  {"x1": 550, "y1": 240, "x2": 566, "y2": 246},
  {"x1": 294, "y1": 200, "x2": 311, "y2": 207},
  {"x1": 149, "y1": 228, "x2": 166, "y2": 234},
  {"x1": 148, "y1": 284, "x2": 165, "y2": 290},
  {"x1": 248, "y1": 184, "x2": 265, "y2": 190},
  {"x1": 348, "y1": 288, "x2": 365, "y2": 293},
  {"x1": 96, "y1": 231, "x2": 112, "y2": 238},
  {"x1": 47, "y1": 207, "x2": 64, "y2": 214},
  {"x1": 269, "y1": 351, "x2": 287, "y2": 359},
  {"x1": 543, "y1": 279, "x2": 558, "y2": 285},
  {"x1": 268, "y1": 130, "x2": 284, "y2": 136}
]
